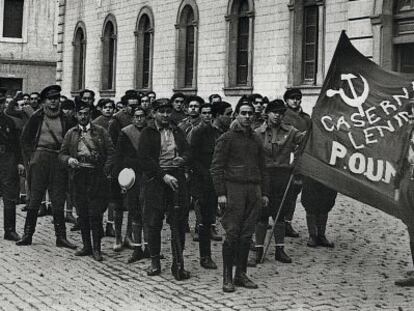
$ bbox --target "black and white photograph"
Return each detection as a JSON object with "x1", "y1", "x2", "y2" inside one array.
[{"x1": 0, "y1": 0, "x2": 413, "y2": 310}]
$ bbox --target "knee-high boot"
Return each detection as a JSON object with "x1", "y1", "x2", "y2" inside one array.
[
  {"x1": 222, "y1": 240, "x2": 235, "y2": 293},
  {"x1": 146, "y1": 227, "x2": 161, "y2": 276},
  {"x1": 127, "y1": 222, "x2": 144, "y2": 263},
  {"x1": 91, "y1": 219, "x2": 103, "y2": 261},
  {"x1": 53, "y1": 210, "x2": 77, "y2": 249},
  {"x1": 306, "y1": 213, "x2": 318, "y2": 247},
  {"x1": 123, "y1": 212, "x2": 134, "y2": 249},
  {"x1": 316, "y1": 214, "x2": 334, "y2": 248},
  {"x1": 16, "y1": 209, "x2": 38, "y2": 245},
  {"x1": 199, "y1": 224, "x2": 217, "y2": 269},
  {"x1": 3, "y1": 199, "x2": 20, "y2": 241},
  {"x1": 113, "y1": 209, "x2": 123, "y2": 251},
  {"x1": 274, "y1": 222, "x2": 292, "y2": 263},
  {"x1": 234, "y1": 239, "x2": 258, "y2": 289},
  {"x1": 75, "y1": 217, "x2": 92, "y2": 256},
  {"x1": 254, "y1": 222, "x2": 267, "y2": 264}
]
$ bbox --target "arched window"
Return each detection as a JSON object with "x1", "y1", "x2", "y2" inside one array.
[
  {"x1": 288, "y1": 0, "x2": 325, "y2": 87},
  {"x1": 101, "y1": 15, "x2": 117, "y2": 96},
  {"x1": 135, "y1": 7, "x2": 154, "y2": 91},
  {"x1": 175, "y1": 0, "x2": 199, "y2": 95},
  {"x1": 72, "y1": 22, "x2": 86, "y2": 92},
  {"x1": 224, "y1": 0, "x2": 254, "y2": 96}
]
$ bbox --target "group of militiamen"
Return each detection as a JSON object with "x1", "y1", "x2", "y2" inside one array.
[{"x1": 0, "y1": 83, "x2": 413, "y2": 292}]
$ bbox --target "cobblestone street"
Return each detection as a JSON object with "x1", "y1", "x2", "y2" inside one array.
[{"x1": 1, "y1": 195, "x2": 413, "y2": 311}]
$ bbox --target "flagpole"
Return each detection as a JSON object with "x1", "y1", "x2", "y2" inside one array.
[
  {"x1": 260, "y1": 170, "x2": 295, "y2": 263},
  {"x1": 260, "y1": 126, "x2": 312, "y2": 264}
]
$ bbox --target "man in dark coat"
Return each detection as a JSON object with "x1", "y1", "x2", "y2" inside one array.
[
  {"x1": 92, "y1": 98, "x2": 116, "y2": 237},
  {"x1": 109, "y1": 91, "x2": 140, "y2": 250},
  {"x1": 190, "y1": 103, "x2": 220, "y2": 269},
  {"x1": 59, "y1": 100, "x2": 114, "y2": 261},
  {"x1": 0, "y1": 87, "x2": 23, "y2": 241},
  {"x1": 253, "y1": 99, "x2": 306, "y2": 265},
  {"x1": 170, "y1": 93, "x2": 186, "y2": 125},
  {"x1": 282, "y1": 88, "x2": 312, "y2": 238},
  {"x1": 16, "y1": 85, "x2": 76, "y2": 249},
  {"x1": 211, "y1": 99, "x2": 268, "y2": 292},
  {"x1": 138, "y1": 98, "x2": 191, "y2": 280},
  {"x1": 114, "y1": 107, "x2": 149, "y2": 263}
]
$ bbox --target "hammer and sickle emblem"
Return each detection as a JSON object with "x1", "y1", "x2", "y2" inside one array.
[{"x1": 326, "y1": 73, "x2": 369, "y2": 116}]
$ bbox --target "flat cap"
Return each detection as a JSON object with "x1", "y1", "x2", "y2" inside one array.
[
  {"x1": 265, "y1": 99, "x2": 287, "y2": 114},
  {"x1": 283, "y1": 88, "x2": 302, "y2": 101},
  {"x1": 40, "y1": 85, "x2": 61, "y2": 100},
  {"x1": 153, "y1": 98, "x2": 172, "y2": 111}
]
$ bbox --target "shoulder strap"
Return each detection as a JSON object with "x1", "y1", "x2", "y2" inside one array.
[{"x1": 43, "y1": 119, "x2": 61, "y2": 147}]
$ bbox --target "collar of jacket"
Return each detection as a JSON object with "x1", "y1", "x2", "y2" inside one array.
[
  {"x1": 257, "y1": 121, "x2": 291, "y2": 134},
  {"x1": 231, "y1": 119, "x2": 254, "y2": 135}
]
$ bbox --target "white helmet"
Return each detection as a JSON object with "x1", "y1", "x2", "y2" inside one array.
[{"x1": 118, "y1": 168, "x2": 136, "y2": 193}]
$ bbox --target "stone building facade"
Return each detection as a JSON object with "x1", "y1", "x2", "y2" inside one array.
[
  {"x1": 58, "y1": 0, "x2": 414, "y2": 112},
  {"x1": 0, "y1": 0, "x2": 58, "y2": 95}
]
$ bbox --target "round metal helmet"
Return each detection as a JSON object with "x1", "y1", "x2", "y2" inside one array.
[{"x1": 118, "y1": 168, "x2": 136, "y2": 193}]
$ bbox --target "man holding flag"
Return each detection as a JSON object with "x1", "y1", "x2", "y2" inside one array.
[{"x1": 298, "y1": 31, "x2": 414, "y2": 288}]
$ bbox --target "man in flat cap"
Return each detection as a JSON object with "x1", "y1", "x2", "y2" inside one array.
[
  {"x1": 252, "y1": 99, "x2": 306, "y2": 265},
  {"x1": 0, "y1": 87, "x2": 23, "y2": 241},
  {"x1": 16, "y1": 85, "x2": 77, "y2": 249},
  {"x1": 59, "y1": 100, "x2": 114, "y2": 261},
  {"x1": 109, "y1": 90, "x2": 140, "y2": 251},
  {"x1": 138, "y1": 98, "x2": 191, "y2": 280},
  {"x1": 282, "y1": 88, "x2": 311, "y2": 238}
]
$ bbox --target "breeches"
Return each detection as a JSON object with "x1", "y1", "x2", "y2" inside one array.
[
  {"x1": 221, "y1": 181, "x2": 261, "y2": 244},
  {"x1": 28, "y1": 151, "x2": 67, "y2": 212}
]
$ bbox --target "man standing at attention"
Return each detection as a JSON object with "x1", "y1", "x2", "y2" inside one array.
[{"x1": 211, "y1": 99, "x2": 268, "y2": 292}]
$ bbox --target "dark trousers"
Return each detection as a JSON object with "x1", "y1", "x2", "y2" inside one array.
[
  {"x1": 27, "y1": 151, "x2": 67, "y2": 212},
  {"x1": 143, "y1": 169, "x2": 189, "y2": 258},
  {"x1": 73, "y1": 167, "x2": 107, "y2": 244},
  {"x1": 126, "y1": 174, "x2": 147, "y2": 245},
  {"x1": 222, "y1": 181, "x2": 261, "y2": 245},
  {"x1": 284, "y1": 174, "x2": 303, "y2": 222},
  {"x1": 301, "y1": 177, "x2": 337, "y2": 215},
  {"x1": 258, "y1": 168, "x2": 295, "y2": 225},
  {"x1": 0, "y1": 152, "x2": 19, "y2": 203}
]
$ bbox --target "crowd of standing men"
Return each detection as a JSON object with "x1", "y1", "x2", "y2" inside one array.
[{"x1": 1, "y1": 84, "x2": 413, "y2": 291}]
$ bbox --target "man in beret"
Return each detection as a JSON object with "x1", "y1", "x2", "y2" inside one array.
[
  {"x1": 109, "y1": 90, "x2": 140, "y2": 251},
  {"x1": 16, "y1": 85, "x2": 77, "y2": 249},
  {"x1": 282, "y1": 88, "x2": 311, "y2": 238},
  {"x1": 252, "y1": 99, "x2": 306, "y2": 265},
  {"x1": 170, "y1": 93, "x2": 186, "y2": 125},
  {"x1": 59, "y1": 100, "x2": 114, "y2": 261},
  {"x1": 138, "y1": 98, "x2": 191, "y2": 280},
  {"x1": 211, "y1": 99, "x2": 268, "y2": 292},
  {"x1": 0, "y1": 87, "x2": 23, "y2": 241}
]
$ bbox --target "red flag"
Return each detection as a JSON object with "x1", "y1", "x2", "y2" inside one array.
[{"x1": 299, "y1": 31, "x2": 413, "y2": 220}]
